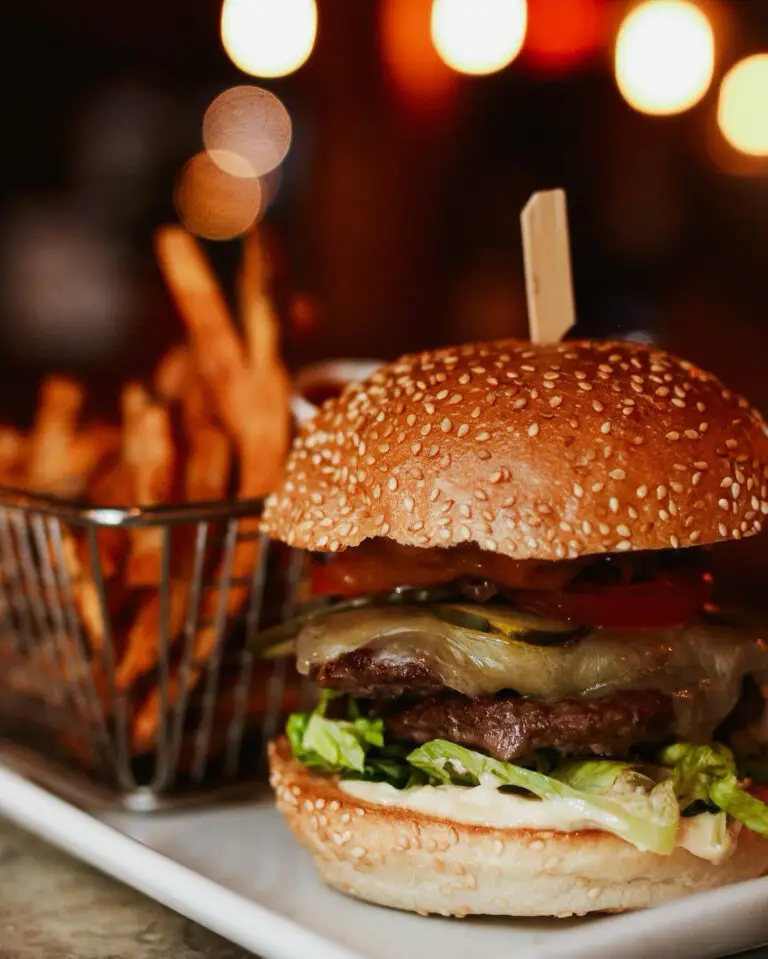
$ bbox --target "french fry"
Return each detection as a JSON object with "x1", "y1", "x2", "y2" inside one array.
[
  {"x1": 154, "y1": 346, "x2": 191, "y2": 402},
  {"x1": 60, "y1": 533, "x2": 106, "y2": 651},
  {"x1": 185, "y1": 425, "x2": 231, "y2": 503},
  {"x1": 115, "y1": 586, "x2": 189, "y2": 690},
  {"x1": 121, "y1": 385, "x2": 176, "y2": 587},
  {"x1": 62, "y1": 424, "x2": 121, "y2": 499},
  {"x1": 27, "y1": 378, "x2": 85, "y2": 494},
  {"x1": 154, "y1": 226, "x2": 290, "y2": 496},
  {"x1": 0, "y1": 428, "x2": 27, "y2": 484}
]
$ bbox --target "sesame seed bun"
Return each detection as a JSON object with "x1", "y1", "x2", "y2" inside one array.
[
  {"x1": 264, "y1": 340, "x2": 768, "y2": 560},
  {"x1": 269, "y1": 736, "x2": 768, "y2": 918}
]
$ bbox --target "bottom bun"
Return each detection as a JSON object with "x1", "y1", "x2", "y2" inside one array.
[{"x1": 268, "y1": 736, "x2": 768, "y2": 918}]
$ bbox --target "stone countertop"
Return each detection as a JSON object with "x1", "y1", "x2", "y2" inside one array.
[{"x1": 0, "y1": 816, "x2": 254, "y2": 959}]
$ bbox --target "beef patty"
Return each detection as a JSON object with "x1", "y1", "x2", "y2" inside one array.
[
  {"x1": 312, "y1": 648, "x2": 442, "y2": 699},
  {"x1": 313, "y1": 648, "x2": 674, "y2": 761},
  {"x1": 384, "y1": 689, "x2": 675, "y2": 762}
]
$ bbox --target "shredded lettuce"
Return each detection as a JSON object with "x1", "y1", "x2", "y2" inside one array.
[
  {"x1": 658, "y1": 742, "x2": 768, "y2": 837},
  {"x1": 408, "y1": 740, "x2": 679, "y2": 854},
  {"x1": 286, "y1": 691, "x2": 385, "y2": 774}
]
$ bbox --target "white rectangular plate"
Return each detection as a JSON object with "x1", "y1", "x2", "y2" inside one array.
[{"x1": 0, "y1": 763, "x2": 765, "y2": 959}]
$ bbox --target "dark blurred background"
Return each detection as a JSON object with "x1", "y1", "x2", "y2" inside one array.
[{"x1": 1, "y1": 0, "x2": 768, "y2": 595}]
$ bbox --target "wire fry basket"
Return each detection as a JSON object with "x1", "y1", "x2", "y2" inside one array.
[{"x1": 0, "y1": 487, "x2": 310, "y2": 810}]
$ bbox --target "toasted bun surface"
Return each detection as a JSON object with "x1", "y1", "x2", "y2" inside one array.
[
  {"x1": 264, "y1": 339, "x2": 768, "y2": 560},
  {"x1": 269, "y1": 736, "x2": 768, "y2": 917}
]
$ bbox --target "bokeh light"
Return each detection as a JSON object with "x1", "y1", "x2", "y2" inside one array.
[
  {"x1": 614, "y1": 0, "x2": 715, "y2": 116},
  {"x1": 381, "y1": 0, "x2": 457, "y2": 105},
  {"x1": 717, "y1": 54, "x2": 768, "y2": 157},
  {"x1": 174, "y1": 152, "x2": 263, "y2": 241},
  {"x1": 203, "y1": 86, "x2": 292, "y2": 179},
  {"x1": 431, "y1": 0, "x2": 527, "y2": 76},
  {"x1": 525, "y1": 0, "x2": 604, "y2": 73},
  {"x1": 220, "y1": 0, "x2": 317, "y2": 78}
]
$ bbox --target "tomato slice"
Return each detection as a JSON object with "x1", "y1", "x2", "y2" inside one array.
[
  {"x1": 513, "y1": 571, "x2": 712, "y2": 629},
  {"x1": 310, "y1": 541, "x2": 591, "y2": 597}
]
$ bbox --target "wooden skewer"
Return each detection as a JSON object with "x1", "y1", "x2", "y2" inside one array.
[{"x1": 520, "y1": 189, "x2": 576, "y2": 345}]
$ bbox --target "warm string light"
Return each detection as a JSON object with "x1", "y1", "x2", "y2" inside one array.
[
  {"x1": 525, "y1": 0, "x2": 604, "y2": 73},
  {"x1": 717, "y1": 54, "x2": 768, "y2": 157},
  {"x1": 614, "y1": 0, "x2": 715, "y2": 116},
  {"x1": 430, "y1": 0, "x2": 527, "y2": 76},
  {"x1": 380, "y1": 0, "x2": 457, "y2": 105},
  {"x1": 220, "y1": 0, "x2": 317, "y2": 78}
]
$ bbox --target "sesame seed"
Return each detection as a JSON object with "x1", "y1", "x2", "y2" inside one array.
[
  {"x1": 485, "y1": 538, "x2": 498, "y2": 552},
  {"x1": 411, "y1": 441, "x2": 422, "y2": 455},
  {"x1": 457, "y1": 423, "x2": 470, "y2": 437},
  {"x1": 573, "y1": 483, "x2": 584, "y2": 498},
  {"x1": 388, "y1": 476, "x2": 398, "y2": 491},
  {"x1": 670, "y1": 535, "x2": 680, "y2": 548},
  {"x1": 457, "y1": 524, "x2": 471, "y2": 540},
  {"x1": 732, "y1": 483, "x2": 741, "y2": 499},
  {"x1": 549, "y1": 396, "x2": 563, "y2": 408},
  {"x1": 578, "y1": 382, "x2": 593, "y2": 391},
  {"x1": 476, "y1": 431, "x2": 490, "y2": 442},
  {"x1": 610, "y1": 469, "x2": 626, "y2": 480},
  {"x1": 592, "y1": 481, "x2": 604, "y2": 493},
  {"x1": 592, "y1": 400, "x2": 604, "y2": 412},
  {"x1": 671, "y1": 398, "x2": 686, "y2": 409},
  {"x1": 692, "y1": 472, "x2": 701, "y2": 486},
  {"x1": 609, "y1": 497, "x2": 620, "y2": 513},
  {"x1": 513, "y1": 397, "x2": 528, "y2": 409},
  {"x1": 656, "y1": 485, "x2": 667, "y2": 500},
  {"x1": 718, "y1": 498, "x2": 729, "y2": 510},
  {"x1": 670, "y1": 481, "x2": 684, "y2": 494},
  {"x1": 637, "y1": 485, "x2": 648, "y2": 499},
  {"x1": 436, "y1": 389, "x2": 448, "y2": 400},
  {"x1": 490, "y1": 471, "x2": 503, "y2": 484},
  {"x1": 449, "y1": 393, "x2": 463, "y2": 404},
  {"x1": 666, "y1": 431, "x2": 680, "y2": 441},
  {"x1": 528, "y1": 423, "x2": 540, "y2": 437},
  {"x1": 616, "y1": 540, "x2": 632, "y2": 551},
  {"x1": 474, "y1": 488, "x2": 488, "y2": 501},
  {"x1": 617, "y1": 524, "x2": 631, "y2": 537},
  {"x1": 441, "y1": 417, "x2": 453, "y2": 433},
  {"x1": 420, "y1": 424, "x2": 431, "y2": 436}
]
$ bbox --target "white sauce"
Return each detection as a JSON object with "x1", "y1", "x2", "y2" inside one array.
[{"x1": 339, "y1": 778, "x2": 740, "y2": 864}]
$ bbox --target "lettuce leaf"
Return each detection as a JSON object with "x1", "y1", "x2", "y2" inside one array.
[
  {"x1": 286, "y1": 692, "x2": 386, "y2": 775},
  {"x1": 658, "y1": 742, "x2": 768, "y2": 837},
  {"x1": 407, "y1": 740, "x2": 679, "y2": 854}
]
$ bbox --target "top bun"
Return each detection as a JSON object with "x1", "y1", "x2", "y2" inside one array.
[{"x1": 263, "y1": 340, "x2": 768, "y2": 560}]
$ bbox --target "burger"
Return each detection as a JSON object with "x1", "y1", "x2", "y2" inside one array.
[{"x1": 260, "y1": 339, "x2": 768, "y2": 918}]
